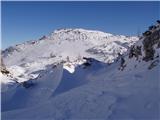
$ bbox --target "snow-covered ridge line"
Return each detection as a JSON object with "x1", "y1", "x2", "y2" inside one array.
[
  {"x1": 53, "y1": 28, "x2": 121, "y2": 36},
  {"x1": 2, "y1": 28, "x2": 138, "y2": 66},
  {"x1": 3, "y1": 28, "x2": 137, "y2": 50}
]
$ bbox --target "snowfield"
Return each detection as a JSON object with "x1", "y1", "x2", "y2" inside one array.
[{"x1": 1, "y1": 28, "x2": 159, "y2": 120}]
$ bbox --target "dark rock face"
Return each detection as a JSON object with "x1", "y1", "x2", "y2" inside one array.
[
  {"x1": 128, "y1": 21, "x2": 160, "y2": 62},
  {"x1": 129, "y1": 45, "x2": 142, "y2": 60},
  {"x1": 143, "y1": 25, "x2": 160, "y2": 62},
  {"x1": 127, "y1": 21, "x2": 160, "y2": 70},
  {"x1": 1, "y1": 58, "x2": 10, "y2": 75},
  {"x1": 82, "y1": 57, "x2": 92, "y2": 68},
  {"x1": 22, "y1": 80, "x2": 36, "y2": 88},
  {"x1": 39, "y1": 35, "x2": 47, "y2": 40},
  {"x1": 1, "y1": 68, "x2": 10, "y2": 75},
  {"x1": 148, "y1": 59, "x2": 159, "y2": 70}
]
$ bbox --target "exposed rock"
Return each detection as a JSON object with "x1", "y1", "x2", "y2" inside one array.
[
  {"x1": 1, "y1": 58, "x2": 10, "y2": 75},
  {"x1": 148, "y1": 59, "x2": 159, "y2": 70},
  {"x1": 142, "y1": 26, "x2": 160, "y2": 61}
]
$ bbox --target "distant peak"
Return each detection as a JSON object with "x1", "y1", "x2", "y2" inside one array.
[{"x1": 52, "y1": 28, "x2": 113, "y2": 36}]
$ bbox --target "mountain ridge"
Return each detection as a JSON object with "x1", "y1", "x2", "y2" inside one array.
[{"x1": 2, "y1": 28, "x2": 138, "y2": 66}]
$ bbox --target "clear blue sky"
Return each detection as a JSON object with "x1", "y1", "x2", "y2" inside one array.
[{"x1": 2, "y1": 1, "x2": 160, "y2": 49}]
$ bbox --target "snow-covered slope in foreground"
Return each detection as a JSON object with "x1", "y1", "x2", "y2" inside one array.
[
  {"x1": 2, "y1": 62, "x2": 159, "y2": 120},
  {"x1": 1, "y1": 25, "x2": 160, "y2": 120}
]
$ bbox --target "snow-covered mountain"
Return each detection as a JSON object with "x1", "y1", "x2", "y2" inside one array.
[
  {"x1": 1, "y1": 29, "x2": 138, "y2": 84},
  {"x1": 1, "y1": 23, "x2": 160, "y2": 120},
  {"x1": 2, "y1": 28, "x2": 137, "y2": 66}
]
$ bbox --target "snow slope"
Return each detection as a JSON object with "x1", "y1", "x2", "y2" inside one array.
[
  {"x1": 2, "y1": 58, "x2": 159, "y2": 120},
  {"x1": 2, "y1": 64, "x2": 63, "y2": 112},
  {"x1": 1, "y1": 26, "x2": 159, "y2": 120}
]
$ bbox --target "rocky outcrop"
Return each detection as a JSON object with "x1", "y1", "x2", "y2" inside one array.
[
  {"x1": 1, "y1": 58, "x2": 10, "y2": 75},
  {"x1": 143, "y1": 28, "x2": 160, "y2": 61},
  {"x1": 126, "y1": 21, "x2": 160, "y2": 70},
  {"x1": 129, "y1": 21, "x2": 160, "y2": 62}
]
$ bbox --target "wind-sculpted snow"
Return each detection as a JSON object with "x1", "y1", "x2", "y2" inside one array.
[
  {"x1": 2, "y1": 60, "x2": 159, "y2": 120},
  {"x1": 2, "y1": 64, "x2": 63, "y2": 111},
  {"x1": 53, "y1": 58, "x2": 106, "y2": 97}
]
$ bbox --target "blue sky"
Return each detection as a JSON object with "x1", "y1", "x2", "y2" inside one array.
[{"x1": 2, "y1": 1, "x2": 159, "y2": 49}]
